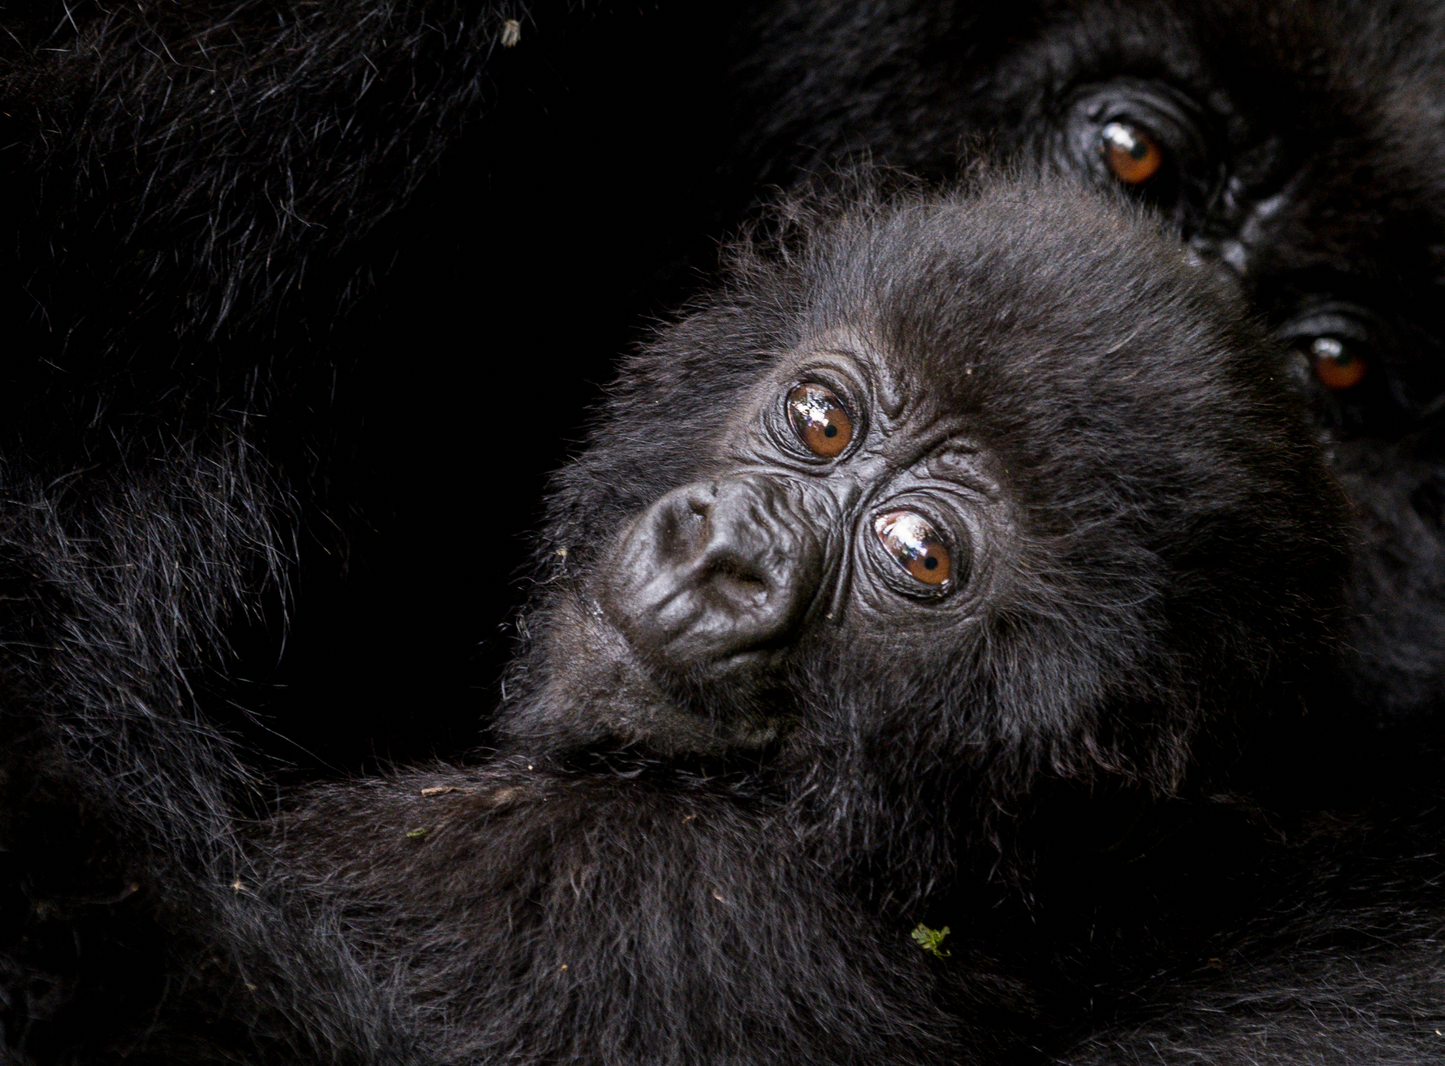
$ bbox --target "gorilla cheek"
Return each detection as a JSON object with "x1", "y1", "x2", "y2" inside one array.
[{"x1": 600, "y1": 475, "x2": 832, "y2": 680}]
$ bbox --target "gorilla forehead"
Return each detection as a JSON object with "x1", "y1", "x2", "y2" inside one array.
[
  {"x1": 776, "y1": 181, "x2": 1265, "y2": 455},
  {"x1": 549, "y1": 175, "x2": 1321, "y2": 568}
]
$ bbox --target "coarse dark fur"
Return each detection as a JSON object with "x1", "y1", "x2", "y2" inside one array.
[
  {"x1": 0, "y1": 0, "x2": 739, "y2": 764},
  {"x1": 0, "y1": 2, "x2": 740, "y2": 1061},
  {"x1": 2, "y1": 0, "x2": 1445, "y2": 1063},
  {"x1": 726, "y1": 0, "x2": 1445, "y2": 726},
  {"x1": 259, "y1": 177, "x2": 1354, "y2": 1064}
]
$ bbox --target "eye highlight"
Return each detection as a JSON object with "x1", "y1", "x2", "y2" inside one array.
[
  {"x1": 874, "y1": 510, "x2": 951, "y2": 587},
  {"x1": 786, "y1": 382, "x2": 854, "y2": 458},
  {"x1": 1100, "y1": 120, "x2": 1164, "y2": 185}
]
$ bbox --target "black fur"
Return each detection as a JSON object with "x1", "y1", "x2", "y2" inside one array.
[
  {"x1": 0, "y1": 1, "x2": 737, "y2": 1059},
  {"x1": 260, "y1": 178, "x2": 1352, "y2": 1064},
  {"x1": 725, "y1": 0, "x2": 1445, "y2": 725},
  {"x1": 2, "y1": 0, "x2": 1445, "y2": 1062}
]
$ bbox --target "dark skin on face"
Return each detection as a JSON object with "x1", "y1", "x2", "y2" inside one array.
[
  {"x1": 1070, "y1": 103, "x2": 1378, "y2": 409},
  {"x1": 584, "y1": 334, "x2": 1010, "y2": 755}
]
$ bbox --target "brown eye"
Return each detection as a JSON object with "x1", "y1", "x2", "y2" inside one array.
[
  {"x1": 874, "y1": 510, "x2": 951, "y2": 587},
  {"x1": 1101, "y1": 120, "x2": 1164, "y2": 185},
  {"x1": 1308, "y1": 336, "x2": 1369, "y2": 391},
  {"x1": 786, "y1": 383, "x2": 854, "y2": 459}
]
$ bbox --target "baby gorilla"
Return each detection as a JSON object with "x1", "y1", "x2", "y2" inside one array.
[{"x1": 264, "y1": 178, "x2": 1349, "y2": 1065}]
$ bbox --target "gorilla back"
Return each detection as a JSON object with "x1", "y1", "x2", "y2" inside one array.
[{"x1": 267, "y1": 177, "x2": 1351, "y2": 1066}]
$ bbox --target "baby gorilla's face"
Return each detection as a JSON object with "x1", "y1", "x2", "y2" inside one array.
[
  {"x1": 603, "y1": 335, "x2": 1010, "y2": 681},
  {"x1": 507, "y1": 178, "x2": 1350, "y2": 804}
]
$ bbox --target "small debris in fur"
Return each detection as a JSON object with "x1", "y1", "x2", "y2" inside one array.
[{"x1": 911, "y1": 924, "x2": 951, "y2": 958}]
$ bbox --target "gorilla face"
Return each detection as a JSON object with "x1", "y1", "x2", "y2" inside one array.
[
  {"x1": 1009, "y1": 3, "x2": 1445, "y2": 434},
  {"x1": 582, "y1": 330, "x2": 1016, "y2": 753},
  {"x1": 505, "y1": 180, "x2": 1350, "y2": 869},
  {"x1": 1012, "y1": 2, "x2": 1445, "y2": 720},
  {"x1": 731, "y1": 0, "x2": 1445, "y2": 720}
]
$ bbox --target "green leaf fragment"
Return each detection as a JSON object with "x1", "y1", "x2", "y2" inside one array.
[{"x1": 910, "y1": 923, "x2": 951, "y2": 958}]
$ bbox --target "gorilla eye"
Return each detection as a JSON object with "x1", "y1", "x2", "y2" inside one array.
[
  {"x1": 874, "y1": 510, "x2": 951, "y2": 587},
  {"x1": 1306, "y1": 336, "x2": 1369, "y2": 391},
  {"x1": 787, "y1": 382, "x2": 854, "y2": 459},
  {"x1": 1100, "y1": 120, "x2": 1164, "y2": 185}
]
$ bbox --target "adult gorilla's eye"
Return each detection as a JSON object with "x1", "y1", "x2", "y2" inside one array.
[
  {"x1": 1280, "y1": 309, "x2": 1378, "y2": 400},
  {"x1": 874, "y1": 510, "x2": 951, "y2": 587},
  {"x1": 1100, "y1": 120, "x2": 1164, "y2": 185},
  {"x1": 1305, "y1": 336, "x2": 1369, "y2": 391},
  {"x1": 1058, "y1": 85, "x2": 1212, "y2": 226},
  {"x1": 787, "y1": 383, "x2": 854, "y2": 458}
]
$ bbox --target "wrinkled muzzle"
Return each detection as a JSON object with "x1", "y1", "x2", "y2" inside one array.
[{"x1": 602, "y1": 476, "x2": 827, "y2": 677}]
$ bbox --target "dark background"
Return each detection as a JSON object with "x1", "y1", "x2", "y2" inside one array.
[{"x1": 229, "y1": 4, "x2": 760, "y2": 773}]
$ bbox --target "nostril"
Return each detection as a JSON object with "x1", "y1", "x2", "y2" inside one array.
[
  {"x1": 687, "y1": 485, "x2": 718, "y2": 516},
  {"x1": 657, "y1": 498, "x2": 709, "y2": 562}
]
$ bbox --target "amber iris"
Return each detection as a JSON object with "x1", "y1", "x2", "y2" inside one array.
[
  {"x1": 874, "y1": 510, "x2": 951, "y2": 587},
  {"x1": 1100, "y1": 121, "x2": 1164, "y2": 185},
  {"x1": 1309, "y1": 336, "x2": 1369, "y2": 391},
  {"x1": 787, "y1": 382, "x2": 854, "y2": 458}
]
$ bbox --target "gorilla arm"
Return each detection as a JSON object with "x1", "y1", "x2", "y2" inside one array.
[{"x1": 263, "y1": 761, "x2": 1019, "y2": 1066}]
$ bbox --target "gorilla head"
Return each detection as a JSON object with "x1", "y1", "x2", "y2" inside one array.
[{"x1": 495, "y1": 175, "x2": 1349, "y2": 888}]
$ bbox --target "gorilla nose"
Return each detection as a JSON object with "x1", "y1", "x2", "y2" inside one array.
[{"x1": 603, "y1": 478, "x2": 825, "y2": 673}]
